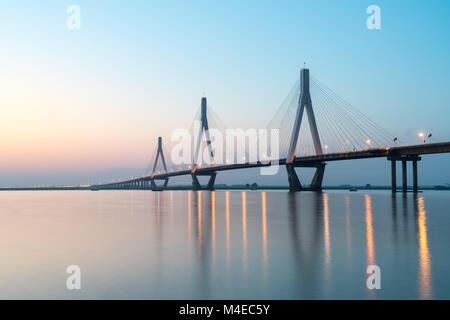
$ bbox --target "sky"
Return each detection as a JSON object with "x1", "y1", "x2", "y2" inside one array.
[{"x1": 0, "y1": 0, "x2": 449, "y2": 186}]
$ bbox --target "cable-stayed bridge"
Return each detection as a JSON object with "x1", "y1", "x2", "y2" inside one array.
[{"x1": 92, "y1": 68, "x2": 450, "y2": 193}]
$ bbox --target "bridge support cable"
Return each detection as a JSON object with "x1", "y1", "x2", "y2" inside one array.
[
  {"x1": 267, "y1": 67, "x2": 397, "y2": 191},
  {"x1": 310, "y1": 76, "x2": 395, "y2": 151},
  {"x1": 268, "y1": 72, "x2": 396, "y2": 156},
  {"x1": 267, "y1": 79, "x2": 300, "y2": 159}
]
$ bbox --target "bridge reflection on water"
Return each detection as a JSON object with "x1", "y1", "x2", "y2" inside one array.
[
  {"x1": 0, "y1": 189, "x2": 440, "y2": 299},
  {"x1": 180, "y1": 190, "x2": 433, "y2": 299}
]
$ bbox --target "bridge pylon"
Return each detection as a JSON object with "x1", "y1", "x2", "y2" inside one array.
[
  {"x1": 192, "y1": 97, "x2": 216, "y2": 190},
  {"x1": 286, "y1": 68, "x2": 326, "y2": 191},
  {"x1": 150, "y1": 136, "x2": 169, "y2": 191}
]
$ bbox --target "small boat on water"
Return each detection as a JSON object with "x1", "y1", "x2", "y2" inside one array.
[{"x1": 349, "y1": 186, "x2": 357, "y2": 192}]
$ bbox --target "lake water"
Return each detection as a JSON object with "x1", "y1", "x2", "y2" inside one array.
[{"x1": 0, "y1": 190, "x2": 449, "y2": 299}]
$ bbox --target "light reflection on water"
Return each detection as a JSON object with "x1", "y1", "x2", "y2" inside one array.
[
  {"x1": 242, "y1": 191, "x2": 247, "y2": 276},
  {"x1": 417, "y1": 196, "x2": 431, "y2": 300},
  {"x1": 323, "y1": 193, "x2": 331, "y2": 274},
  {"x1": 261, "y1": 192, "x2": 268, "y2": 280},
  {"x1": 0, "y1": 190, "x2": 447, "y2": 299},
  {"x1": 364, "y1": 194, "x2": 376, "y2": 299}
]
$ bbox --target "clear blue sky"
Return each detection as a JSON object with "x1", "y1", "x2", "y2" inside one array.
[{"x1": 0, "y1": 0, "x2": 449, "y2": 186}]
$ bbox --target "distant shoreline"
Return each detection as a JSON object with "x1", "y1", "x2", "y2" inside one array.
[{"x1": 0, "y1": 185, "x2": 449, "y2": 191}]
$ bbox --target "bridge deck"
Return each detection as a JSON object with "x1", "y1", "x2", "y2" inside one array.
[{"x1": 94, "y1": 141, "x2": 450, "y2": 188}]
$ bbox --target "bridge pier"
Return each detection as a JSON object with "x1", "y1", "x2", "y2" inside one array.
[
  {"x1": 402, "y1": 159, "x2": 407, "y2": 192},
  {"x1": 391, "y1": 159, "x2": 397, "y2": 193},
  {"x1": 413, "y1": 158, "x2": 418, "y2": 192},
  {"x1": 311, "y1": 163, "x2": 326, "y2": 190},
  {"x1": 388, "y1": 155, "x2": 421, "y2": 193},
  {"x1": 191, "y1": 172, "x2": 216, "y2": 191},
  {"x1": 286, "y1": 162, "x2": 326, "y2": 192},
  {"x1": 286, "y1": 164, "x2": 302, "y2": 191},
  {"x1": 151, "y1": 178, "x2": 169, "y2": 191}
]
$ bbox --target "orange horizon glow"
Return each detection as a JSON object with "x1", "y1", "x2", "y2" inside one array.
[{"x1": 0, "y1": 76, "x2": 176, "y2": 173}]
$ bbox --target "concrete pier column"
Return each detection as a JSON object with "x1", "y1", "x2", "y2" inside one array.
[
  {"x1": 402, "y1": 159, "x2": 407, "y2": 192},
  {"x1": 310, "y1": 163, "x2": 326, "y2": 191},
  {"x1": 391, "y1": 159, "x2": 397, "y2": 193},
  {"x1": 412, "y1": 159, "x2": 418, "y2": 193},
  {"x1": 191, "y1": 173, "x2": 216, "y2": 190},
  {"x1": 286, "y1": 164, "x2": 302, "y2": 191}
]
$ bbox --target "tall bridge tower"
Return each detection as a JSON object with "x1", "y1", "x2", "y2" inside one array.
[
  {"x1": 193, "y1": 97, "x2": 215, "y2": 167},
  {"x1": 286, "y1": 68, "x2": 326, "y2": 191},
  {"x1": 151, "y1": 136, "x2": 169, "y2": 189},
  {"x1": 191, "y1": 97, "x2": 216, "y2": 190}
]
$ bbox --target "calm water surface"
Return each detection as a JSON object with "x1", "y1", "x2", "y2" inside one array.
[{"x1": 0, "y1": 190, "x2": 449, "y2": 299}]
